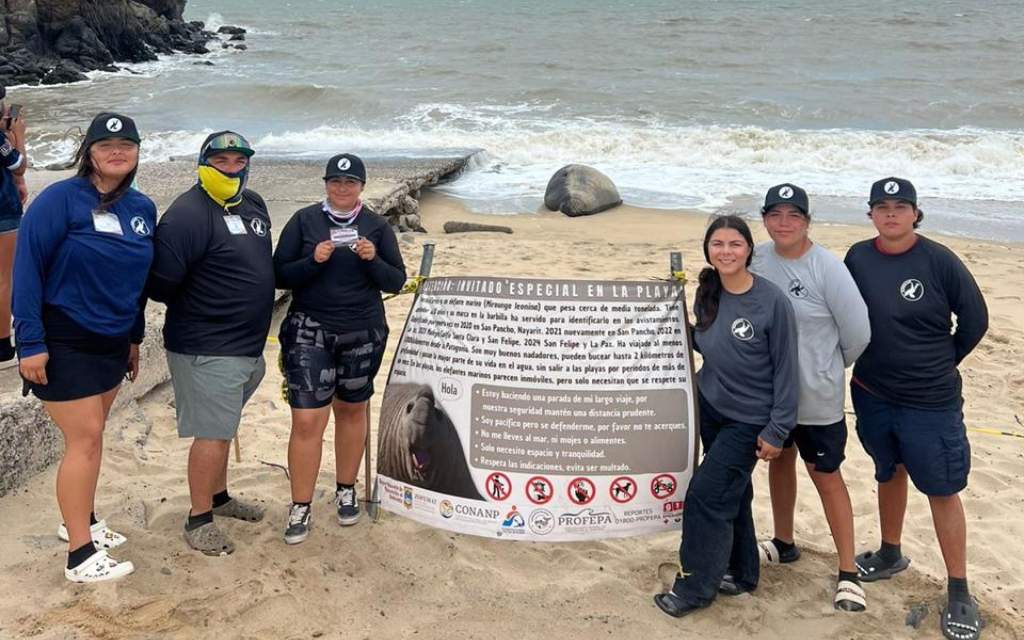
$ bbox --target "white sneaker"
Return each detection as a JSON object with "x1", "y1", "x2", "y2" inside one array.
[
  {"x1": 58, "y1": 519, "x2": 127, "y2": 550},
  {"x1": 64, "y1": 550, "x2": 135, "y2": 583}
]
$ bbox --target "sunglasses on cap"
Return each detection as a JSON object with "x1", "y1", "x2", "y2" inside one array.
[{"x1": 201, "y1": 132, "x2": 255, "y2": 158}]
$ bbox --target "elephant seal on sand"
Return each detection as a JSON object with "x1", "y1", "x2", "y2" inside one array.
[
  {"x1": 544, "y1": 164, "x2": 622, "y2": 217},
  {"x1": 378, "y1": 383, "x2": 484, "y2": 501}
]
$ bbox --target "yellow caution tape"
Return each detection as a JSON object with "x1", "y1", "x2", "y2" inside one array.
[
  {"x1": 671, "y1": 270, "x2": 687, "y2": 284},
  {"x1": 968, "y1": 427, "x2": 1024, "y2": 440},
  {"x1": 383, "y1": 275, "x2": 427, "y2": 302}
]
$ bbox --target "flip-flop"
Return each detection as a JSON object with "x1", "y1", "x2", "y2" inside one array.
[
  {"x1": 941, "y1": 598, "x2": 982, "y2": 640},
  {"x1": 718, "y1": 573, "x2": 752, "y2": 597},
  {"x1": 653, "y1": 591, "x2": 702, "y2": 618},
  {"x1": 758, "y1": 539, "x2": 801, "y2": 564},
  {"x1": 855, "y1": 550, "x2": 910, "y2": 582},
  {"x1": 834, "y1": 579, "x2": 867, "y2": 612}
]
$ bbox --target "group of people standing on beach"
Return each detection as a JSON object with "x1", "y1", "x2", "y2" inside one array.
[
  {"x1": 4, "y1": 112, "x2": 405, "y2": 583},
  {"x1": 653, "y1": 180, "x2": 988, "y2": 640},
  {"x1": 2, "y1": 106, "x2": 989, "y2": 640}
]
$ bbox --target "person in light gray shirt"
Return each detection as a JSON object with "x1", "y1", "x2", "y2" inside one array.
[{"x1": 749, "y1": 183, "x2": 870, "y2": 612}]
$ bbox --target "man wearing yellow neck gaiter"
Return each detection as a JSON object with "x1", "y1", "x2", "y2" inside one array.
[{"x1": 148, "y1": 130, "x2": 275, "y2": 557}]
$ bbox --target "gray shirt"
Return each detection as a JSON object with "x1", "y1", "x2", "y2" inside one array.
[
  {"x1": 752, "y1": 242, "x2": 871, "y2": 425},
  {"x1": 694, "y1": 275, "x2": 799, "y2": 448}
]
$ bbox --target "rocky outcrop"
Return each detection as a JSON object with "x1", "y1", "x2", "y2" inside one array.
[
  {"x1": 443, "y1": 221, "x2": 513, "y2": 234},
  {"x1": 0, "y1": 0, "x2": 219, "y2": 86}
]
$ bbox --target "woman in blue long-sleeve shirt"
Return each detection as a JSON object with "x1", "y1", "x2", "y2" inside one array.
[{"x1": 13, "y1": 112, "x2": 155, "y2": 583}]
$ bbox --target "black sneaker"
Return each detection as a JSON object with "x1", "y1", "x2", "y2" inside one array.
[
  {"x1": 284, "y1": 503, "x2": 312, "y2": 545},
  {"x1": 335, "y1": 487, "x2": 360, "y2": 526}
]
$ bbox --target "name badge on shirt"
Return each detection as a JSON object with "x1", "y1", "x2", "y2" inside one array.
[
  {"x1": 330, "y1": 226, "x2": 359, "y2": 248},
  {"x1": 92, "y1": 210, "x2": 123, "y2": 235},
  {"x1": 224, "y1": 215, "x2": 248, "y2": 235}
]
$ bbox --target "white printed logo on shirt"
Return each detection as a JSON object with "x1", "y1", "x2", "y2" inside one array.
[
  {"x1": 130, "y1": 216, "x2": 150, "y2": 236},
  {"x1": 900, "y1": 278, "x2": 924, "y2": 302},
  {"x1": 249, "y1": 218, "x2": 268, "y2": 237},
  {"x1": 731, "y1": 318, "x2": 754, "y2": 341}
]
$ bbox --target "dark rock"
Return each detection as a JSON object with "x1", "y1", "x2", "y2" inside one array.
[
  {"x1": 41, "y1": 61, "x2": 88, "y2": 84},
  {"x1": 231, "y1": 44, "x2": 247, "y2": 51},
  {"x1": 193, "y1": 60, "x2": 214, "y2": 66},
  {"x1": 444, "y1": 221, "x2": 514, "y2": 234},
  {"x1": 217, "y1": 25, "x2": 247, "y2": 35},
  {"x1": 228, "y1": 33, "x2": 245, "y2": 41}
]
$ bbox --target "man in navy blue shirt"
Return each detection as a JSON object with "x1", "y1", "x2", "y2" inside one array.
[{"x1": 845, "y1": 178, "x2": 987, "y2": 640}]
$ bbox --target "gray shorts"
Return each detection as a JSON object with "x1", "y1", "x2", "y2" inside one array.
[{"x1": 167, "y1": 351, "x2": 266, "y2": 440}]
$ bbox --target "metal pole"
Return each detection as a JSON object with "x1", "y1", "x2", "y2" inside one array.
[
  {"x1": 669, "y1": 251, "x2": 702, "y2": 469},
  {"x1": 365, "y1": 242, "x2": 436, "y2": 520}
]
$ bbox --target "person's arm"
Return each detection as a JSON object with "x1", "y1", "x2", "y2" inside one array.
[
  {"x1": 943, "y1": 251, "x2": 988, "y2": 364},
  {"x1": 822, "y1": 256, "x2": 871, "y2": 367},
  {"x1": 273, "y1": 212, "x2": 326, "y2": 289},
  {"x1": 146, "y1": 200, "x2": 208, "y2": 303},
  {"x1": 364, "y1": 222, "x2": 407, "y2": 293},
  {"x1": 12, "y1": 187, "x2": 69, "y2": 357},
  {"x1": 0, "y1": 130, "x2": 25, "y2": 177},
  {"x1": 760, "y1": 295, "x2": 799, "y2": 448}
]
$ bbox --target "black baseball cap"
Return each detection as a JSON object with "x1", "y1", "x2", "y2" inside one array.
[
  {"x1": 869, "y1": 177, "x2": 916, "y2": 206},
  {"x1": 324, "y1": 153, "x2": 366, "y2": 183},
  {"x1": 84, "y1": 112, "x2": 140, "y2": 145},
  {"x1": 762, "y1": 183, "x2": 809, "y2": 216}
]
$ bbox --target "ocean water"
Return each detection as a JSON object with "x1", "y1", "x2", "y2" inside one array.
[{"x1": 10, "y1": 0, "x2": 1024, "y2": 240}]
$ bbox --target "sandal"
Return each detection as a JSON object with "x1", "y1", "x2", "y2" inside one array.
[
  {"x1": 855, "y1": 549, "x2": 910, "y2": 582},
  {"x1": 64, "y1": 549, "x2": 134, "y2": 583},
  {"x1": 834, "y1": 579, "x2": 867, "y2": 612},
  {"x1": 718, "y1": 573, "x2": 752, "y2": 597},
  {"x1": 212, "y1": 497, "x2": 265, "y2": 523},
  {"x1": 58, "y1": 519, "x2": 127, "y2": 550},
  {"x1": 758, "y1": 539, "x2": 801, "y2": 564},
  {"x1": 183, "y1": 521, "x2": 235, "y2": 556},
  {"x1": 941, "y1": 598, "x2": 982, "y2": 640},
  {"x1": 653, "y1": 591, "x2": 702, "y2": 618}
]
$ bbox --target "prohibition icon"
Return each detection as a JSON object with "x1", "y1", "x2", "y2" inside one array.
[
  {"x1": 526, "y1": 476, "x2": 553, "y2": 505},
  {"x1": 651, "y1": 474, "x2": 677, "y2": 499},
  {"x1": 486, "y1": 472, "x2": 512, "y2": 501},
  {"x1": 609, "y1": 476, "x2": 637, "y2": 504},
  {"x1": 567, "y1": 477, "x2": 596, "y2": 506}
]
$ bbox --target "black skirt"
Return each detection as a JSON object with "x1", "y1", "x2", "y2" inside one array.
[{"x1": 22, "y1": 307, "x2": 131, "y2": 402}]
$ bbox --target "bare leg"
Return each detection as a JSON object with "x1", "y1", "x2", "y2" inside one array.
[
  {"x1": 768, "y1": 446, "x2": 798, "y2": 543},
  {"x1": 929, "y1": 493, "x2": 967, "y2": 578},
  {"x1": 0, "y1": 232, "x2": 15, "y2": 340},
  {"x1": 45, "y1": 386, "x2": 120, "y2": 550},
  {"x1": 333, "y1": 400, "x2": 367, "y2": 485},
  {"x1": 188, "y1": 439, "x2": 231, "y2": 515},
  {"x1": 287, "y1": 406, "x2": 332, "y2": 502},
  {"x1": 806, "y1": 464, "x2": 857, "y2": 573},
  {"x1": 878, "y1": 464, "x2": 909, "y2": 545}
]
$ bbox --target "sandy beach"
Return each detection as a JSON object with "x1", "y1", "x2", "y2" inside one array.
[{"x1": 0, "y1": 167, "x2": 1022, "y2": 640}]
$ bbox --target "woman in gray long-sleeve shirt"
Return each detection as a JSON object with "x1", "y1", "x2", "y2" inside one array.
[{"x1": 655, "y1": 215, "x2": 798, "y2": 619}]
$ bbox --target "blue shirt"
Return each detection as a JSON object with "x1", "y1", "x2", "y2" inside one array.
[
  {"x1": 0, "y1": 131, "x2": 23, "y2": 220},
  {"x1": 13, "y1": 176, "x2": 156, "y2": 358}
]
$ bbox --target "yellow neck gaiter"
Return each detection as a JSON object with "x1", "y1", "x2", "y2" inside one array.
[{"x1": 197, "y1": 165, "x2": 244, "y2": 209}]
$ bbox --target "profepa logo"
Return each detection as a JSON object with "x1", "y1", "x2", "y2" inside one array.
[
  {"x1": 557, "y1": 508, "x2": 615, "y2": 527},
  {"x1": 106, "y1": 117, "x2": 123, "y2": 133},
  {"x1": 129, "y1": 216, "x2": 150, "y2": 236},
  {"x1": 900, "y1": 278, "x2": 924, "y2": 302},
  {"x1": 884, "y1": 180, "x2": 901, "y2": 195},
  {"x1": 788, "y1": 278, "x2": 807, "y2": 298},
  {"x1": 778, "y1": 186, "x2": 794, "y2": 199},
  {"x1": 338, "y1": 157, "x2": 351, "y2": 171},
  {"x1": 731, "y1": 318, "x2": 754, "y2": 341},
  {"x1": 250, "y1": 218, "x2": 268, "y2": 237}
]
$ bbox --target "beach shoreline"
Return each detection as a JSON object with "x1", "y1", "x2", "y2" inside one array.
[{"x1": 0, "y1": 165, "x2": 1021, "y2": 639}]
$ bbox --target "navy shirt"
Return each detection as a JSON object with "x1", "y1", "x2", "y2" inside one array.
[
  {"x1": 147, "y1": 185, "x2": 275, "y2": 358},
  {"x1": 0, "y1": 130, "x2": 24, "y2": 220},
  {"x1": 693, "y1": 275, "x2": 799, "y2": 447},
  {"x1": 13, "y1": 177, "x2": 156, "y2": 357},
  {"x1": 844, "y1": 235, "x2": 988, "y2": 410},
  {"x1": 273, "y1": 203, "x2": 406, "y2": 331}
]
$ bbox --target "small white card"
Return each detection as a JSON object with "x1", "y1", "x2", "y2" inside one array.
[
  {"x1": 330, "y1": 227, "x2": 359, "y2": 247},
  {"x1": 224, "y1": 215, "x2": 248, "y2": 235},
  {"x1": 92, "y1": 211, "x2": 123, "y2": 235}
]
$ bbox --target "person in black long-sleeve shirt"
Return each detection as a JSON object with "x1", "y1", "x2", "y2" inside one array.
[
  {"x1": 844, "y1": 178, "x2": 987, "y2": 638},
  {"x1": 273, "y1": 153, "x2": 406, "y2": 544}
]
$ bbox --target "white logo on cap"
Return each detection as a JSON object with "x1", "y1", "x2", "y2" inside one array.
[
  {"x1": 778, "y1": 186, "x2": 794, "y2": 199},
  {"x1": 337, "y1": 158, "x2": 351, "y2": 171},
  {"x1": 731, "y1": 318, "x2": 754, "y2": 341},
  {"x1": 900, "y1": 278, "x2": 924, "y2": 302},
  {"x1": 250, "y1": 218, "x2": 268, "y2": 237},
  {"x1": 106, "y1": 118, "x2": 123, "y2": 133},
  {"x1": 884, "y1": 180, "x2": 901, "y2": 195},
  {"x1": 130, "y1": 216, "x2": 150, "y2": 236}
]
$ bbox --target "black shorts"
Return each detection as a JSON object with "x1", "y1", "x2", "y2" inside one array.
[
  {"x1": 782, "y1": 417, "x2": 848, "y2": 473},
  {"x1": 279, "y1": 311, "x2": 388, "y2": 408},
  {"x1": 22, "y1": 307, "x2": 130, "y2": 402}
]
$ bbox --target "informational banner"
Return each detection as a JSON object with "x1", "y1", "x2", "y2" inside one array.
[{"x1": 376, "y1": 276, "x2": 697, "y2": 541}]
